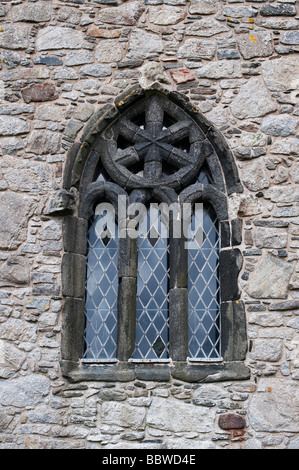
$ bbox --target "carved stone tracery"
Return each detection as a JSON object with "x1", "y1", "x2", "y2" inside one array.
[{"x1": 98, "y1": 94, "x2": 209, "y2": 190}]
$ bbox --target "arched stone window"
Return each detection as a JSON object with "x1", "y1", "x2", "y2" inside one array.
[{"x1": 61, "y1": 87, "x2": 249, "y2": 383}]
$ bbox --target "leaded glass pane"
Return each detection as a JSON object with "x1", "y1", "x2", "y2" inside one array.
[
  {"x1": 83, "y1": 206, "x2": 118, "y2": 360},
  {"x1": 131, "y1": 207, "x2": 170, "y2": 360},
  {"x1": 187, "y1": 203, "x2": 221, "y2": 360}
]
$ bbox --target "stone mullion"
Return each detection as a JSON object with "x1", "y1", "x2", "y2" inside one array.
[
  {"x1": 169, "y1": 217, "x2": 189, "y2": 362},
  {"x1": 116, "y1": 220, "x2": 138, "y2": 361}
]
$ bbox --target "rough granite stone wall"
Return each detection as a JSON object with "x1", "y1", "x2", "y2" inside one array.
[{"x1": 0, "y1": 0, "x2": 298, "y2": 450}]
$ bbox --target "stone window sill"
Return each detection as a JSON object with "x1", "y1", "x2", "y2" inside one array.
[{"x1": 61, "y1": 359, "x2": 250, "y2": 384}]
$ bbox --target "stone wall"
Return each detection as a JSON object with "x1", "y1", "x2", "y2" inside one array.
[{"x1": 0, "y1": 0, "x2": 298, "y2": 450}]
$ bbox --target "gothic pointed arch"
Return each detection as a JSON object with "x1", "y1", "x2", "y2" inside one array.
[{"x1": 61, "y1": 86, "x2": 249, "y2": 383}]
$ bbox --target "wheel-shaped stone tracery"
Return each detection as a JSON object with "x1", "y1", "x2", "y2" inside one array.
[{"x1": 99, "y1": 94, "x2": 208, "y2": 190}]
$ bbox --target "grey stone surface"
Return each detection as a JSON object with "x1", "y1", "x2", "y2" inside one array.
[
  {"x1": 0, "y1": 24, "x2": 29, "y2": 49},
  {"x1": 237, "y1": 31, "x2": 273, "y2": 59},
  {"x1": 0, "y1": 0, "x2": 298, "y2": 449},
  {"x1": 36, "y1": 27, "x2": 84, "y2": 51},
  {"x1": 0, "y1": 340, "x2": 26, "y2": 379},
  {"x1": 195, "y1": 60, "x2": 242, "y2": 79},
  {"x1": 247, "y1": 255, "x2": 293, "y2": 299},
  {"x1": 178, "y1": 39, "x2": 216, "y2": 60},
  {"x1": 185, "y1": 18, "x2": 229, "y2": 36},
  {"x1": 0, "y1": 374, "x2": 50, "y2": 408},
  {"x1": 189, "y1": 0, "x2": 218, "y2": 15},
  {"x1": 149, "y1": 5, "x2": 186, "y2": 24},
  {"x1": 251, "y1": 339, "x2": 283, "y2": 362},
  {"x1": 0, "y1": 193, "x2": 34, "y2": 250},
  {"x1": 254, "y1": 228, "x2": 287, "y2": 249},
  {"x1": 147, "y1": 397, "x2": 216, "y2": 433},
  {"x1": 261, "y1": 56, "x2": 299, "y2": 92},
  {"x1": 128, "y1": 29, "x2": 163, "y2": 59},
  {"x1": 11, "y1": 2, "x2": 52, "y2": 22},
  {"x1": 65, "y1": 50, "x2": 94, "y2": 66},
  {"x1": 101, "y1": 401, "x2": 146, "y2": 430},
  {"x1": 98, "y1": 1, "x2": 144, "y2": 25},
  {"x1": 27, "y1": 130, "x2": 61, "y2": 155},
  {"x1": 261, "y1": 114, "x2": 298, "y2": 136},
  {"x1": 271, "y1": 138, "x2": 299, "y2": 156},
  {"x1": 1, "y1": 157, "x2": 54, "y2": 192},
  {"x1": 79, "y1": 64, "x2": 112, "y2": 78},
  {"x1": 280, "y1": 31, "x2": 299, "y2": 45},
  {"x1": 95, "y1": 40, "x2": 123, "y2": 63},
  {"x1": 241, "y1": 158, "x2": 270, "y2": 192},
  {"x1": 0, "y1": 116, "x2": 30, "y2": 136},
  {"x1": 248, "y1": 379, "x2": 299, "y2": 432},
  {"x1": 230, "y1": 77, "x2": 277, "y2": 119},
  {"x1": 0, "y1": 255, "x2": 30, "y2": 287}
]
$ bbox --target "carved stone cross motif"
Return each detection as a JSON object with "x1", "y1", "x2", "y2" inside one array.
[{"x1": 101, "y1": 94, "x2": 207, "y2": 190}]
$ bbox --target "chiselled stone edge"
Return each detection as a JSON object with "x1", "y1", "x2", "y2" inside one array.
[
  {"x1": 63, "y1": 86, "x2": 243, "y2": 196},
  {"x1": 60, "y1": 359, "x2": 251, "y2": 384}
]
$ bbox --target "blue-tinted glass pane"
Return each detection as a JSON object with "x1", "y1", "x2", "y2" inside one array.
[
  {"x1": 83, "y1": 207, "x2": 118, "y2": 360},
  {"x1": 132, "y1": 208, "x2": 170, "y2": 360},
  {"x1": 187, "y1": 203, "x2": 221, "y2": 360}
]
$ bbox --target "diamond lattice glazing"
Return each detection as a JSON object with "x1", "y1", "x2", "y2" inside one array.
[
  {"x1": 83, "y1": 210, "x2": 119, "y2": 360},
  {"x1": 131, "y1": 208, "x2": 170, "y2": 360},
  {"x1": 187, "y1": 203, "x2": 221, "y2": 360}
]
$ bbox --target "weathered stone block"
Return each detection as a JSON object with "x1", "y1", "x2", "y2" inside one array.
[
  {"x1": 21, "y1": 83, "x2": 58, "y2": 103},
  {"x1": 247, "y1": 255, "x2": 293, "y2": 299},
  {"x1": 261, "y1": 114, "x2": 298, "y2": 136},
  {"x1": 195, "y1": 61, "x2": 242, "y2": 79},
  {"x1": 223, "y1": 5, "x2": 258, "y2": 18},
  {"x1": 147, "y1": 397, "x2": 216, "y2": 433},
  {"x1": 95, "y1": 40, "x2": 123, "y2": 64},
  {"x1": 280, "y1": 31, "x2": 299, "y2": 45},
  {"x1": 0, "y1": 374, "x2": 50, "y2": 408},
  {"x1": 0, "y1": 193, "x2": 35, "y2": 250},
  {"x1": 241, "y1": 158, "x2": 270, "y2": 192},
  {"x1": 178, "y1": 38, "x2": 216, "y2": 60},
  {"x1": 45, "y1": 189, "x2": 76, "y2": 216},
  {"x1": 27, "y1": 130, "x2": 61, "y2": 155},
  {"x1": 262, "y1": 56, "x2": 299, "y2": 92},
  {"x1": 219, "y1": 249, "x2": 242, "y2": 301},
  {"x1": 0, "y1": 116, "x2": 30, "y2": 136},
  {"x1": 1, "y1": 156, "x2": 54, "y2": 192},
  {"x1": 11, "y1": 2, "x2": 52, "y2": 22},
  {"x1": 254, "y1": 228, "x2": 287, "y2": 249},
  {"x1": 221, "y1": 300, "x2": 247, "y2": 361},
  {"x1": 0, "y1": 255, "x2": 29, "y2": 287},
  {"x1": 98, "y1": 1, "x2": 144, "y2": 25},
  {"x1": 260, "y1": 4, "x2": 297, "y2": 16},
  {"x1": 230, "y1": 77, "x2": 277, "y2": 119},
  {"x1": 189, "y1": 0, "x2": 218, "y2": 15},
  {"x1": 36, "y1": 27, "x2": 83, "y2": 51},
  {"x1": 0, "y1": 340, "x2": 26, "y2": 379},
  {"x1": 272, "y1": 138, "x2": 299, "y2": 156},
  {"x1": 128, "y1": 30, "x2": 163, "y2": 59},
  {"x1": 237, "y1": 31, "x2": 273, "y2": 59},
  {"x1": 0, "y1": 318, "x2": 37, "y2": 343},
  {"x1": 218, "y1": 413, "x2": 246, "y2": 430},
  {"x1": 149, "y1": 5, "x2": 186, "y2": 24},
  {"x1": 101, "y1": 401, "x2": 146, "y2": 430},
  {"x1": 62, "y1": 253, "x2": 86, "y2": 298},
  {"x1": 248, "y1": 379, "x2": 299, "y2": 432},
  {"x1": 169, "y1": 68, "x2": 196, "y2": 84},
  {"x1": 0, "y1": 24, "x2": 29, "y2": 50},
  {"x1": 79, "y1": 64, "x2": 111, "y2": 78},
  {"x1": 185, "y1": 18, "x2": 229, "y2": 37}
]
